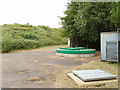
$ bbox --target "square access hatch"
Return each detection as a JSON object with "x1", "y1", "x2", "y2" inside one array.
[{"x1": 72, "y1": 69, "x2": 117, "y2": 82}]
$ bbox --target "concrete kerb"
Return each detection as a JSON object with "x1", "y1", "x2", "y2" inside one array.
[{"x1": 56, "y1": 53, "x2": 96, "y2": 58}]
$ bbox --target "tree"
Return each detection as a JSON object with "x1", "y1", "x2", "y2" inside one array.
[
  {"x1": 110, "y1": 2, "x2": 120, "y2": 29},
  {"x1": 61, "y1": 2, "x2": 80, "y2": 47},
  {"x1": 61, "y1": 2, "x2": 116, "y2": 50}
]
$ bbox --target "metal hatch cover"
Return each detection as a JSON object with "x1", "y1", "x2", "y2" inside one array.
[
  {"x1": 106, "y1": 41, "x2": 118, "y2": 62},
  {"x1": 72, "y1": 69, "x2": 117, "y2": 82}
]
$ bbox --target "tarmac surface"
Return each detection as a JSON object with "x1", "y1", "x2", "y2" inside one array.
[{"x1": 2, "y1": 47, "x2": 84, "y2": 88}]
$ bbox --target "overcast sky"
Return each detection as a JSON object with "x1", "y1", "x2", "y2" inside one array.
[{"x1": 0, "y1": 0, "x2": 68, "y2": 28}]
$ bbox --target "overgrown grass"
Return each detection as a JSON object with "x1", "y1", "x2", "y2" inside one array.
[{"x1": 1, "y1": 24, "x2": 67, "y2": 52}]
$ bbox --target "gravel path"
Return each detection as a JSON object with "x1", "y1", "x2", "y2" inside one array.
[{"x1": 2, "y1": 46, "x2": 84, "y2": 88}]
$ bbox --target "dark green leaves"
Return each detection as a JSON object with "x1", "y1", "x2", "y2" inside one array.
[{"x1": 61, "y1": 2, "x2": 118, "y2": 49}]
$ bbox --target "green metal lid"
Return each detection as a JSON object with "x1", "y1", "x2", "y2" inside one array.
[
  {"x1": 59, "y1": 47, "x2": 86, "y2": 50},
  {"x1": 56, "y1": 49, "x2": 96, "y2": 54}
]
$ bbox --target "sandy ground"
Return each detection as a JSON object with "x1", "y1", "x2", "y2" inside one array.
[{"x1": 2, "y1": 45, "x2": 87, "y2": 88}]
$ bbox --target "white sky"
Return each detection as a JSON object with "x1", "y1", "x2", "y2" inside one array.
[{"x1": 0, "y1": 0, "x2": 68, "y2": 28}]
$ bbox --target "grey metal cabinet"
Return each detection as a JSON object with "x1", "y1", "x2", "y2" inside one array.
[{"x1": 101, "y1": 32, "x2": 120, "y2": 62}]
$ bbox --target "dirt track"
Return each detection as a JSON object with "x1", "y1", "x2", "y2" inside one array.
[{"x1": 2, "y1": 45, "x2": 84, "y2": 88}]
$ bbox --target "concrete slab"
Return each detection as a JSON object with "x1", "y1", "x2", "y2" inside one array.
[
  {"x1": 72, "y1": 69, "x2": 117, "y2": 82},
  {"x1": 67, "y1": 73, "x2": 118, "y2": 86}
]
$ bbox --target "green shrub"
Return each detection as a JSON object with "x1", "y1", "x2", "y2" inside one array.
[
  {"x1": 20, "y1": 33, "x2": 38, "y2": 40},
  {"x1": 12, "y1": 39, "x2": 38, "y2": 49},
  {"x1": 2, "y1": 36, "x2": 13, "y2": 52},
  {"x1": 2, "y1": 24, "x2": 67, "y2": 52}
]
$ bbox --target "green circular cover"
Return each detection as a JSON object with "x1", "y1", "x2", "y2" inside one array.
[
  {"x1": 56, "y1": 49, "x2": 95, "y2": 54},
  {"x1": 59, "y1": 47, "x2": 86, "y2": 50}
]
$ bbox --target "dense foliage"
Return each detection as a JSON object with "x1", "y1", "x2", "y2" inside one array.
[
  {"x1": 110, "y1": 2, "x2": 120, "y2": 29},
  {"x1": 61, "y1": 2, "x2": 120, "y2": 50},
  {"x1": 1, "y1": 24, "x2": 67, "y2": 52}
]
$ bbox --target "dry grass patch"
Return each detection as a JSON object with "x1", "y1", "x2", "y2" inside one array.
[{"x1": 55, "y1": 60, "x2": 118, "y2": 88}]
